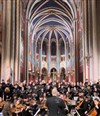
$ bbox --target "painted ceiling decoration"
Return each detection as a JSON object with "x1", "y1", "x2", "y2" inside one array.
[
  {"x1": 26, "y1": 0, "x2": 77, "y2": 45},
  {"x1": 24, "y1": 0, "x2": 78, "y2": 72}
]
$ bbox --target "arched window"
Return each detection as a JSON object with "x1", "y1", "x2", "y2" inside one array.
[
  {"x1": 51, "y1": 41, "x2": 56, "y2": 55},
  {"x1": 61, "y1": 41, "x2": 65, "y2": 55},
  {"x1": 42, "y1": 41, "x2": 47, "y2": 55}
]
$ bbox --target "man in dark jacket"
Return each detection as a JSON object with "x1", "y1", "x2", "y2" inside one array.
[
  {"x1": 46, "y1": 87, "x2": 66, "y2": 116},
  {"x1": 94, "y1": 98, "x2": 100, "y2": 116},
  {"x1": 75, "y1": 96, "x2": 88, "y2": 116},
  {"x1": 0, "y1": 83, "x2": 3, "y2": 98}
]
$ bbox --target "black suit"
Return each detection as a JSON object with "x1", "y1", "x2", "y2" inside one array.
[
  {"x1": 0, "y1": 88, "x2": 3, "y2": 98},
  {"x1": 46, "y1": 96, "x2": 66, "y2": 116},
  {"x1": 77, "y1": 100, "x2": 88, "y2": 116}
]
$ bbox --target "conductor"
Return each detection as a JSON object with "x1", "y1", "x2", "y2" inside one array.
[{"x1": 46, "y1": 87, "x2": 66, "y2": 116}]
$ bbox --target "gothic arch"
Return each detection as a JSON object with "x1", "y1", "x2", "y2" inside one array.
[{"x1": 24, "y1": 0, "x2": 79, "y2": 82}]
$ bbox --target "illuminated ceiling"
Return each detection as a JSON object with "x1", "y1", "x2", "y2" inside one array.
[{"x1": 27, "y1": 0, "x2": 77, "y2": 44}]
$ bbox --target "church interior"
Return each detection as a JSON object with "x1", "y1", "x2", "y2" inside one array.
[
  {"x1": 0, "y1": 0, "x2": 100, "y2": 84},
  {"x1": 0, "y1": 0, "x2": 100, "y2": 116}
]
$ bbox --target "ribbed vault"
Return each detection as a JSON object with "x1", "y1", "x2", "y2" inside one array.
[{"x1": 26, "y1": 0, "x2": 78, "y2": 81}]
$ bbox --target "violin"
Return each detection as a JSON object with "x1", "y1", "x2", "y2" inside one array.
[
  {"x1": 25, "y1": 99, "x2": 35, "y2": 105},
  {"x1": 0, "y1": 101, "x2": 6, "y2": 108},
  {"x1": 10, "y1": 104, "x2": 27, "y2": 113}
]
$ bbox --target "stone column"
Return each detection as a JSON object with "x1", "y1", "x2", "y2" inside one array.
[
  {"x1": 59, "y1": 43, "x2": 61, "y2": 79},
  {"x1": 57, "y1": 41, "x2": 60, "y2": 73},
  {"x1": 65, "y1": 42, "x2": 67, "y2": 72},
  {"x1": 39, "y1": 42, "x2": 42, "y2": 76},
  {"x1": 82, "y1": 0, "x2": 88, "y2": 82},
  {"x1": 15, "y1": 0, "x2": 20, "y2": 82},
  {"x1": 1, "y1": 0, "x2": 12, "y2": 82},
  {"x1": 47, "y1": 44, "x2": 51, "y2": 76},
  {"x1": 11, "y1": 0, "x2": 16, "y2": 84},
  {"x1": 92, "y1": 0, "x2": 99, "y2": 82},
  {"x1": 1, "y1": 0, "x2": 6, "y2": 81},
  {"x1": 96, "y1": 1, "x2": 100, "y2": 80},
  {"x1": 66, "y1": 42, "x2": 68, "y2": 73},
  {"x1": 32, "y1": 41, "x2": 34, "y2": 71},
  {"x1": 87, "y1": 0, "x2": 93, "y2": 82},
  {"x1": 74, "y1": 19, "x2": 78, "y2": 83},
  {"x1": 34, "y1": 41, "x2": 37, "y2": 71},
  {"x1": 70, "y1": 42, "x2": 73, "y2": 69}
]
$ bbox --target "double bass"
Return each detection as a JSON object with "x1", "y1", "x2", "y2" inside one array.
[{"x1": 86, "y1": 107, "x2": 97, "y2": 116}]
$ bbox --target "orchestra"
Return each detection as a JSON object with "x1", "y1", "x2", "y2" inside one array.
[{"x1": 0, "y1": 79, "x2": 100, "y2": 116}]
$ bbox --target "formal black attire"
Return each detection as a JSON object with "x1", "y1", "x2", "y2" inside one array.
[
  {"x1": 0, "y1": 87, "x2": 3, "y2": 98},
  {"x1": 46, "y1": 96, "x2": 66, "y2": 116},
  {"x1": 77, "y1": 100, "x2": 88, "y2": 116}
]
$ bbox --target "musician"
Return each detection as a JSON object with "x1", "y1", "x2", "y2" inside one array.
[
  {"x1": 2, "y1": 97, "x2": 11, "y2": 116},
  {"x1": 1, "y1": 79, "x2": 6, "y2": 91},
  {"x1": 46, "y1": 87, "x2": 66, "y2": 116},
  {"x1": 92, "y1": 91, "x2": 100, "y2": 101},
  {"x1": 94, "y1": 98, "x2": 100, "y2": 116},
  {"x1": 73, "y1": 86, "x2": 78, "y2": 97},
  {"x1": 0, "y1": 97, "x2": 5, "y2": 112},
  {"x1": 13, "y1": 99, "x2": 26, "y2": 116},
  {"x1": 13, "y1": 84, "x2": 20, "y2": 98},
  {"x1": 75, "y1": 96, "x2": 88, "y2": 116},
  {"x1": 59, "y1": 93, "x2": 69, "y2": 114},
  {"x1": 6, "y1": 80, "x2": 14, "y2": 99},
  {"x1": 24, "y1": 97, "x2": 37, "y2": 116},
  {"x1": 84, "y1": 96, "x2": 94, "y2": 115},
  {"x1": 4, "y1": 87, "x2": 11, "y2": 101},
  {"x1": 0, "y1": 84, "x2": 3, "y2": 98},
  {"x1": 37, "y1": 94, "x2": 47, "y2": 116},
  {"x1": 85, "y1": 85, "x2": 92, "y2": 96},
  {"x1": 20, "y1": 86, "x2": 26, "y2": 99},
  {"x1": 45, "y1": 84, "x2": 52, "y2": 98}
]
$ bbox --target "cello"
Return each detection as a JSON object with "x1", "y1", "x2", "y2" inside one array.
[{"x1": 86, "y1": 107, "x2": 97, "y2": 116}]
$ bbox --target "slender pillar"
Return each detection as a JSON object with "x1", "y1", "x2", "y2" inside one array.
[
  {"x1": 83, "y1": 0, "x2": 88, "y2": 82},
  {"x1": 92, "y1": 0, "x2": 98, "y2": 82},
  {"x1": 11, "y1": 0, "x2": 16, "y2": 84},
  {"x1": 70, "y1": 42, "x2": 73, "y2": 69},
  {"x1": 65, "y1": 42, "x2": 67, "y2": 71},
  {"x1": 32, "y1": 41, "x2": 34, "y2": 71},
  {"x1": 66, "y1": 42, "x2": 68, "y2": 74},
  {"x1": 1, "y1": 0, "x2": 6, "y2": 80},
  {"x1": 5, "y1": 0, "x2": 11, "y2": 72},
  {"x1": 57, "y1": 40, "x2": 60, "y2": 73},
  {"x1": 34, "y1": 41, "x2": 37, "y2": 71},
  {"x1": 96, "y1": 1, "x2": 100, "y2": 80},
  {"x1": 1, "y1": 0, "x2": 11, "y2": 82},
  {"x1": 87, "y1": 0, "x2": 93, "y2": 82},
  {"x1": 15, "y1": 0, "x2": 20, "y2": 82},
  {"x1": 48, "y1": 44, "x2": 51, "y2": 76},
  {"x1": 39, "y1": 42, "x2": 42, "y2": 75},
  {"x1": 75, "y1": 18, "x2": 79, "y2": 83}
]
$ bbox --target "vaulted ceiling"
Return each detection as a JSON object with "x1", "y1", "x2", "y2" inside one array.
[{"x1": 26, "y1": 0, "x2": 77, "y2": 44}]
